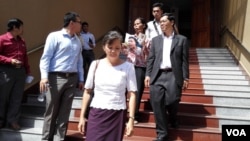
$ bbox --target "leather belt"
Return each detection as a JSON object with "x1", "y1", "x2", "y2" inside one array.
[
  {"x1": 1, "y1": 64, "x2": 23, "y2": 69},
  {"x1": 49, "y1": 72, "x2": 77, "y2": 77},
  {"x1": 160, "y1": 68, "x2": 172, "y2": 72}
]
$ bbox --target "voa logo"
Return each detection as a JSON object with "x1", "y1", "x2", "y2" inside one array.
[{"x1": 226, "y1": 129, "x2": 246, "y2": 136}]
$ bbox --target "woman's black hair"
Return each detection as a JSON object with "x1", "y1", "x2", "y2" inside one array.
[{"x1": 102, "y1": 30, "x2": 123, "y2": 46}]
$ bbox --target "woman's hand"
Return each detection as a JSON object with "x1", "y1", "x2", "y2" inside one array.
[
  {"x1": 78, "y1": 118, "x2": 87, "y2": 134},
  {"x1": 125, "y1": 119, "x2": 134, "y2": 137}
]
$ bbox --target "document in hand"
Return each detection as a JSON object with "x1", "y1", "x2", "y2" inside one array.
[{"x1": 125, "y1": 33, "x2": 134, "y2": 43}]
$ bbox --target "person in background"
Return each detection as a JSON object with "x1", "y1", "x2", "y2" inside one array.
[
  {"x1": 78, "y1": 31, "x2": 137, "y2": 141},
  {"x1": 0, "y1": 18, "x2": 31, "y2": 130},
  {"x1": 123, "y1": 17, "x2": 150, "y2": 124},
  {"x1": 80, "y1": 21, "x2": 96, "y2": 81},
  {"x1": 144, "y1": 13, "x2": 189, "y2": 141},
  {"x1": 39, "y1": 12, "x2": 84, "y2": 141},
  {"x1": 145, "y1": 2, "x2": 164, "y2": 40}
]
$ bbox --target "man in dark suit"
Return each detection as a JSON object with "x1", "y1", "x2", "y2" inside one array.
[{"x1": 144, "y1": 13, "x2": 189, "y2": 141}]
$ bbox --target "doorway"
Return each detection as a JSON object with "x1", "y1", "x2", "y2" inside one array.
[{"x1": 128, "y1": 0, "x2": 221, "y2": 48}]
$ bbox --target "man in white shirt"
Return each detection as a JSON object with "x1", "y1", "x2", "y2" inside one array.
[
  {"x1": 145, "y1": 2, "x2": 164, "y2": 40},
  {"x1": 80, "y1": 21, "x2": 96, "y2": 81},
  {"x1": 145, "y1": 13, "x2": 189, "y2": 141}
]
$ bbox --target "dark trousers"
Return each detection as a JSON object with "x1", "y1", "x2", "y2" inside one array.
[
  {"x1": 134, "y1": 66, "x2": 146, "y2": 120},
  {"x1": 82, "y1": 50, "x2": 95, "y2": 81},
  {"x1": 41, "y1": 73, "x2": 78, "y2": 141},
  {"x1": 0, "y1": 66, "x2": 26, "y2": 125},
  {"x1": 150, "y1": 71, "x2": 181, "y2": 140}
]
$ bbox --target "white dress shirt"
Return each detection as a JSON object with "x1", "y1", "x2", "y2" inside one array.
[
  {"x1": 80, "y1": 31, "x2": 96, "y2": 50},
  {"x1": 145, "y1": 20, "x2": 162, "y2": 40},
  {"x1": 160, "y1": 33, "x2": 174, "y2": 69}
]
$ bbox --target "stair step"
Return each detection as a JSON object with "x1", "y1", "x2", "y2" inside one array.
[
  {"x1": 196, "y1": 51, "x2": 231, "y2": 53},
  {"x1": 196, "y1": 48, "x2": 228, "y2": 51},
  {"x1": 190, "y1": 69, "x2": 245, "y2": 75},
  {"x1": 66, "y1": 123, "x2": 221, "y2": 141},
  {"x1": 182, "y1": 92, "x2": 250, "y2": 106},
  {"x1": 196, "y1": 53, "x2": 232, "y2": 56},
  {"x1": 188, "y1": 83, "x2": 250, "y2": 92},
  {"x1": 200, "y1": 70, "x2": 243, "y2": 75},
  {"x1": 185, "y1": 78, "x2": 249, "y2": 86},
  {"x1": 20, "y1": 115, "x2": 44, "y2": 128},
  {"x1": 197, "y1": 59, "x2": 235, "y2": 63},
  {"x1": 198, "y1": 63, "x2": 238, "y2": 66},
  {"x1": 21, "y1": 103, "x2": 45, "y2": 116},
  {"x1": 65, "y1": 130, "x2": 182, "y2": 141},
  {"x1": 187, "y1": 78, "x2": 203, "y2": 83},
  {"x1": 184, "y1": 88, "x2": 250, "y2": 97},
  {"x1": 189, "y1": 65, "x2": 200, "y2": 69},
  {"x1": 181, "y1": 94, "x2": 213, "y2": 104},
  {"x1": 200, "y1": 74, "x2": 248, "y2": 80},
  {"x1": 202, "y1": 79, "x2": 249, "y2": 85},
  {"x1": 203, "y1": 84, "x2": 250, "y2": 92},
  {"x1": 206, "y1": 89, "x2": 250, "y2": 96},
  {"x1": 199, "y1": 66, "x2": 241, "y2": 70},
  {"x1": 197, "y1": 56, "x2": 234, "y2": 59},
  {"x1": 0, "y1": 127, "x2": 42, "y2": 141},
  {"x1": 190, "y1": 60, "x2": 236, "y2": 63},
  {"x1": 181, "y1": 102, "x2": 250, "y2": 118},
  {"x1": 65, "y1": 130, "x2": 85, "y2": 141}
]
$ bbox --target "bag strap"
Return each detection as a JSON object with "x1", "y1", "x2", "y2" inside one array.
[
  {"x1": 153, "y1": 21, "x2": 160, "y2": 35},
  {"x1": 92, "y1": 60, "x2": 99, "y2": 89}
]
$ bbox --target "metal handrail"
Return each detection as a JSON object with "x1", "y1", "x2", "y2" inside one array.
[{"x1": 27, "y1": 44, "x2": 44, "y2": 55}]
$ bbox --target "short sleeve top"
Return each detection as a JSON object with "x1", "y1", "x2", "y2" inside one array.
[{"x1": 84, "y1": 59, "x2": 137, "y2": 110}]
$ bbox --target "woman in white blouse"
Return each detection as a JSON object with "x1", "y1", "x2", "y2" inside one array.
[{"x1": 78, "y1": 31, "x2": 137, "y2": 141}]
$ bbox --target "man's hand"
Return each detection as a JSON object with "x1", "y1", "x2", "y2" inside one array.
[
  {"x1": 144, "y1": 76, "x2": 150, "y2": 88},
  {"x1": 78, "y1": 82, "x2": 84, "y2": 90},
  {"x1": 40, "y1": 79, "x2": 49, "y2": 93},
  {"x1": 182, "y1": 79, "x2": 189, "y2": 90}
]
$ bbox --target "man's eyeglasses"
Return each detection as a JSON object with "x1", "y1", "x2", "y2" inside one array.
[{"x1": 74, "y1": 20, "x2": 82, "y2": 24}]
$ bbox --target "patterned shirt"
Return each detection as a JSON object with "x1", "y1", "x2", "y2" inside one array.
[{"x1": 126, "y1": 33, "x2": 150, "y2": 67}]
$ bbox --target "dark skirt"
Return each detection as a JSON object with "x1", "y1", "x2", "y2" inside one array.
[{"x1": 86, "y1": 107, "x2": 127, "y2": 141}]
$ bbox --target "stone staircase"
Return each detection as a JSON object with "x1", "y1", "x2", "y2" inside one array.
[{"x1": 1, "y1": 47, "x2": 250, "y2": 141}]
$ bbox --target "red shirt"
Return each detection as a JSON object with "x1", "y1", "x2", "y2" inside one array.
[{"x1": 0, "y1": 32, "x2": 31, "y2": 74}]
